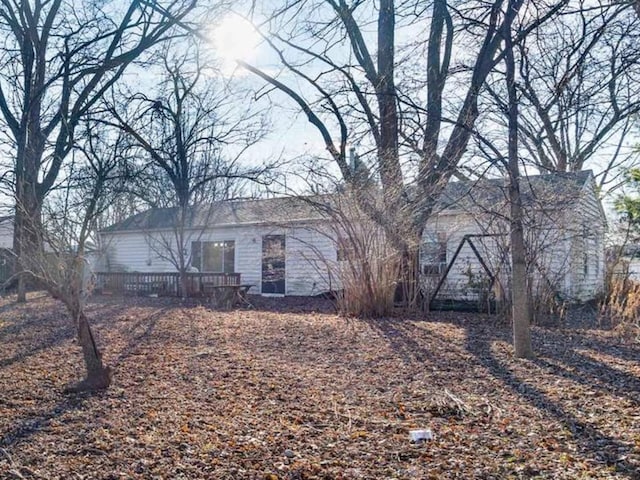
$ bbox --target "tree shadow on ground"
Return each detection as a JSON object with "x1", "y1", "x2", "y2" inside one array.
[
  {"x1": 463, "y1": 321, "x2": 640, "y2": 478},
  {"x1": 0, "y1": 393, "x2": 95, "y2": 449},
  {"x1": 532, "y1": 348, "x2": 640, "y2": 404},
  {"x1": 366, "y1": 314, "x2": 639, "y2": 477},
  {"x1": 0, "y1": 310, "x2": 74, "y2": 370},
  {"x1": 245, "y1": 295, "x2": 336, "y2": 315},
  {"x1": 363, "y1": 318, "x2": 439, "y2": 365},
  {"x1": 110, "y1": 307, "x2": 169, "y2": 368},
  {"x1": 0, "y1": 295, "x2": 136, "y2": 370}
]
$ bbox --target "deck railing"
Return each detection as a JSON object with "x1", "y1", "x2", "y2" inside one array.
[{"x1": 94, "y1": 271, "x2": 241, "y2": 297}]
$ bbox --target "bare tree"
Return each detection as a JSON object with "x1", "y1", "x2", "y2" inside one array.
[
  {"x1": 479, "y1": 2, "x2": 640, "y2": 190},
  {"x1": 19, "y1": 121, "x2": 130, "y2": 391},
  {"x1": 237, "y1": 0, "x2": 566, "y2": 307},
  {"x1": 0, "y1": 0, "x2": 199, "y2": 302},
  {"x1": 504, "y1": 18, "x2": 533, "y2": 358},
  {"x1": 106, "y1": 41, "x2": 272, "y2": 295}
]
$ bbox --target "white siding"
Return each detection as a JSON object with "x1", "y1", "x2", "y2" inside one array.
[
  {"x1": 0, "y1": 220, "x2": 12, "y2": 249},
  {"x1": 285, "y1": 225, "x2": 337, "y2": 296},
  {"x1": 100, "y1": 178, "x2": 607, "y2": 302},
  {"x1": 100, "y1": 222, "x2": 338, "y2": 296},
  {"x1": 422, "y1": 214, "x2": 503, "y2": 301},
  {"x1": 100, "y1": 232, "x2": 175, "y2": 272},
  {"x1": 565, "y1": 183, "x2": 607, "y2": 301},
  {"x1": 422, "y1": 181, "x2": 607, "y2": 304}
]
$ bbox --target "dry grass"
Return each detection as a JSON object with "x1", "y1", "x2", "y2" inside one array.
[
  {"x1": 0, "y1": 293, "x2": 639, "y2": 479},
  {"x1": 600, "y1": 278, "x2": 640, "y2": 342},
  {"x1": 335, "y1": 248, "x2": 399, "y2": 318}
]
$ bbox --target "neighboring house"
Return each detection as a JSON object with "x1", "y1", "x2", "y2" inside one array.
[
  {"x1": 0, "y1": 216, "x2": 14, "y2": 283},
  {"x1": 99, "y1": 170, "x2": 606, "y2": 302},
  {"x1": 611, "y1": 244, "x2": 640, "y2": 282}
]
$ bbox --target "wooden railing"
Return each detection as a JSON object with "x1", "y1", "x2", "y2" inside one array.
[{"x1": 94, "y1": 271, "x2": 241, "y2": 297}]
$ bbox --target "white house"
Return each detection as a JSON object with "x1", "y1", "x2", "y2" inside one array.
[
  {"x1": 0, "y1": 215, "x2": 12, "y2": 249},
  {"x1": 612, "y1": 244, "x2": 640, "y2": 282},
  {"x1": 98, "y1": 197, "x2": 338, "y2": 296},
  {"x1": 98, "y1": 170, "x2": 606, "y2": 302},
  {"x1": 0, "y1": 216, "x2": 14, "y2": 283}
]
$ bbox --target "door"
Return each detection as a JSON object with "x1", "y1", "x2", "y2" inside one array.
[{"x1": 262, "y1": 235, "x2": 285, "y2": 294}]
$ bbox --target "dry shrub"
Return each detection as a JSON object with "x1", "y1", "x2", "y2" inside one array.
[
  {"x1": 530, "y1": 281, "x2": 567, "y2": 325},
  {"x1": 311, "y1": 191, "x2": 404, "y2": 318},
  {"x1": 334, "y1": 224, "x2": 400, "y2": 318},
  {"x1": 600, "y1": 277, "x2": 640, "y2": 342}
]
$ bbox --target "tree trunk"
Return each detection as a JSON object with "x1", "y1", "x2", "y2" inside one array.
[
  {"x1": 16, "y1": 275, "x2": 26, "y2": 302},
  {"x1": 505, "y1": 17, "x2": 533, "y2": 359},
  {"x1": 394, "y1": 241, "x2": 421, "y2": 309},
  {"x1": 179, "y1": 270, "x2": 190, "y2": 299},
  {"x1": 510, "y1": 223, "x2": 533, "y2": 358},
  {"x1": 13, "y1": 201, "x2": 27, "y2": 303},
  {"x1": 69, "y1": 309, "x2": 111, "y2": 392},
  {"x1": 13, "y1": 193, "x2": 42, "y2": 303},
  {"x1": 14, "y1": 142, "x2": 45, "y2": 303}
]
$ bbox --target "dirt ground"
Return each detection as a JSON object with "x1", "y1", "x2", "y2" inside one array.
[{"x1": 0, "y1": 293, "x2": 638, "y2": 479}]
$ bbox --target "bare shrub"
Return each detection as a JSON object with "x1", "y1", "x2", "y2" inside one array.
[
  {"x1": 334, "y1": 226, "x2": 400, "y2": 318},
  {"x1": 600, "y1": 277, "x2": 640, "y2": 342},
  {"x1": 529, "y1": 281, "x2": 568, "y2": 326},
  {"x1": 302, "y1": 192, "x2": 402, "y2": 318}
]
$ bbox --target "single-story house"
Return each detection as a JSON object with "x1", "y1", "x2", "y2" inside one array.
[
  {"x1": 98, "y1": 197, "x2": 338, "y2": 296},
  {"x1": 98, "y1": 170, "x2": 606, "y2": 302}
]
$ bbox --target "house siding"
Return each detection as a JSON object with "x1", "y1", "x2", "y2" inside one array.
[
  {"x1": 99, "y1": 222, "x2": 337, "y2": 296},
  {"x1": 285, "y1": 226, "x2": 337, "y2": 295},
  {"x1": 566, "y1": 183, "x2": 607, "y2": 301},
  {"x1": 422, "y1": 213, "x2": 506, "y2": 301},
  {"x1": 99, "y1": 173, "x2": 607, "y2": 303},
  {"x1": 0, "y1": 220, "x2": 12, "y2": 249},
  {"x1": 422, "y1": 178, "x2": 606, "y2": 303}
]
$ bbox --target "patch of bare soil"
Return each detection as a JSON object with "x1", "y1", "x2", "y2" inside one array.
[{"x1": 0, "y1": 293, "x2": 638, "y2": 479}]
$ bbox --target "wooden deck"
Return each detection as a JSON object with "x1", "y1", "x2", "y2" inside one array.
[{"x1": 95, "y1": 272, "x2": 242, "y2": 298}]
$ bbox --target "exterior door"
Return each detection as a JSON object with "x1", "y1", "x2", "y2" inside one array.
[{"x1": 262, "y1": 235, "x2": 285, "y2": 294}]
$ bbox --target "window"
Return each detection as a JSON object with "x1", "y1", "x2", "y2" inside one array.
[
  {"x1": 191, "y1": 241, "x2": 235, "y2": 273},
  {"x1": 594, "y1": 240, "x2": 599, "y2": 276},
  {"x1": 582, "y1": 225, "x2": 589, "y2": 277},
  {"x1": 422, "y1": 232, "x2": 447, "y2": 275}
]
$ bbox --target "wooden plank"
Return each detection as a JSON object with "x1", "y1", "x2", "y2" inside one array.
[{"x1": 94, "y1": 271, "x2": 242, "y2": 297}]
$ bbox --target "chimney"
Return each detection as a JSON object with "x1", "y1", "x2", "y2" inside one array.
[{"x1": 349, "y1": 147, "x2": 356, "y2": 172}]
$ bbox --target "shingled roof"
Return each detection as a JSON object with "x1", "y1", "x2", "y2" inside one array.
[
  {"x1": 101, "y1": 196, "x2": 326, "y2": 233},
  {"x1": 434, "y1": 169, "x2": 593, "y2": 213},
  {"x1": 102, "y1": 170, "x2": 595, "y2": 233}
]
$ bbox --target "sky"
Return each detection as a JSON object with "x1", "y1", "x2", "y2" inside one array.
[
  {"x1": 0, "y1": 4, "x2": 636, "y2": 220},
  {"x1": 208, "y1": 7, "x2": 640, "y2": 184}
]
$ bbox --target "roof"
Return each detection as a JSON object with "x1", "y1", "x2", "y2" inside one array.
[
  {"x1": 434, "y1": 170, "x2": 594, "y2": 214},
  {"x1": 102, "y1": 170, "x2": 597, "y2": 233},
  {"x1": 101, "y1": 196, "x2": 325, "y2": 233}
]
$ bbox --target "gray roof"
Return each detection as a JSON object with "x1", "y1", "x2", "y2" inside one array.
[
  {"x1": 101, "y1": 196, "x2": 325, "y2": 233},
  {"x1": 434, "y1": 169, "x2": 593, "y2": 213},
  {"x1": 103, "y1": 170, "x2": 595, "y2": 233}
]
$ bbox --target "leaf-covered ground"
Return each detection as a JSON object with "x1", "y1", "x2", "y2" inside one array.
[{"x1": 0, "y1": 293, "x2": 639, "y2": 479}]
